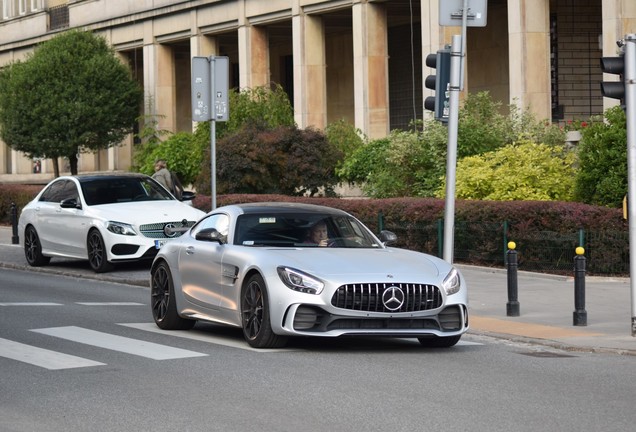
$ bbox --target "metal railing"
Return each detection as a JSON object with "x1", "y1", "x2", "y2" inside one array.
[{"x1": 368, "y1": 215, "x2": 629, "y2": 276}]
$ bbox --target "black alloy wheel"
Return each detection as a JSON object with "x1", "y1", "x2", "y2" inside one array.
[
  {"x1": 150, "y1": 261, "x2": 195, "y2": 330},
  {"x1": 241, "y1": 274, "x2": 287, "y2": 348},
  {"x1": 87, "y1": 229, "x2": 114, "y2": 273},
  {"x1": 24, "y1": 226, "x2": 50, "y2": 266}
]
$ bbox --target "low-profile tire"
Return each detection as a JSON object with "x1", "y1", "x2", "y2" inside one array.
[
  {"x1": 418, "y1": 334, "x2": 462, "y2": 348},
  {"x1": 24, "y1": 226, "x2": 50, "y2": 267},
  {"x1": 241, "y1": 274, "x2": 288, "y2": 348},
  {"x1": 87, "y1": 229, "x2": 114, "y2": 273},
  {"x1": 150, "y1": 261, "x2": 195, "y2": 330}
]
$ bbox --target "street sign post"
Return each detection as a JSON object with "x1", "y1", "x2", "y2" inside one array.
[
  {"x1": 438, "y1": 0, "x2": 487, "y2": 262},
  {"x1": 191, "y1": 56, "x2": 229, "y2": 210},
  {"x1": 622, "y1": 35, "x2": 636, "y2": 336}
]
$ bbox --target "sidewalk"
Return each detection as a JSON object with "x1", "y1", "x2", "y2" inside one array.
[{"x1": 1, "y1": 225, "x2": 634, "y2": 354}]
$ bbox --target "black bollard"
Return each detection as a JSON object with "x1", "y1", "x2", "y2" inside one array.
[
  {"x1": 506, "y1": 241, "x2": 520, "y2": 316},
  {"x1": 573, "y1": 247, "x2": 587, "y2": 326},
  {"x1": 11, "y1": 202, "x2": 19, "y2": 245}
]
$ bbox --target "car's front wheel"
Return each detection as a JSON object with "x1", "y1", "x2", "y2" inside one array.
[
  {"x1": 418, "y1": 335, "x2": 462, "y2": 348},
  {"x1": 150, "y1": 261, "x2": 195, "y2": 330},
  {"x1": 24, "y1": 226, "x2": 50, "y2": 267},
  {"x1": 241, "y1": 274, "x2": 288, "y2": 348},
  {"x1": 87, "y1": 229, "x2": 114, "y2": 273}
]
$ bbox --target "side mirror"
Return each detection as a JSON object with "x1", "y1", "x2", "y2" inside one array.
[
  {"x1": 379, "y1": 230, "x2": 397, "y2": 246},
  {"x1": 181, "y1": 191, "x2": 196, "y2": 201},
  {"x1": 195, "y1": 227, "x2": 226, "y2": 244},
  {"x1": 60, "y1": 198, "x2": 81, "y2": 209}
]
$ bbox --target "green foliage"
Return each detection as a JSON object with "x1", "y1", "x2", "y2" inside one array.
[
  {"x1": 203, "y1": 124, "x2": 342, "y2": 197},
  {"x1": 204, "y1": 84, "x2": 295, "y2": 141},
  {"x1": 574, "y1": 106, "x2": 627, "y2": 207},
  {"x1": 338, "y1": 91, "x2": 568, "y2": 199},
  {"x1": 0, "y1": 29, "x2": 143, "y2": 174},
  {"x1": 441, "y1": 140, "x2": 577, "y2": 201},
  {"x1": 457, "y1": 92, "x2": 507, "y2": 157},
  {"x1": 136, "y1": 132, "x2": 206, "y2": 186},
  {"x1": 338, "y1": 121, "x2": 448, "y2": 198},
  {"x1": 325, "y1": 119, "x2": 366, "y2": 159},
  {"x1": 194, "y1": 85, "x2": 305, "y2": 194}
]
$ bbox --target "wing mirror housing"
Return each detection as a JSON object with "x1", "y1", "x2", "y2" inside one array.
[
  {"x1": 195, "y1": 228, "x2": 226, "y2": 244},
  {"x1": 60, "y1": 198, "x2": 81, "y2": 209},
  {"x1": 379, "y1": 230, "x2": 397, "y2": 246}
]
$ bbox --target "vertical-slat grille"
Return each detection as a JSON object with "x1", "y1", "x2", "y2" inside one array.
[{"x1": 331, "y1": 283, "x2": 442, "y2": 312}]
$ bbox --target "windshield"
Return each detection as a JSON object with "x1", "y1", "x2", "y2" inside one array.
[
  {"x1": 234, "y1": 212, "x2": 381, "y2": 248},
  {"x1": 81, "y1": 177, "x2": 174, "y2": 206}
]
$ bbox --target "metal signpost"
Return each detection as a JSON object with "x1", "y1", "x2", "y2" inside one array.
[
  {"x1": 438, "y1": 0, "x2": 487, "y2": 262},
  {"x1": 191, "y1": 56, "x2": 229, "y2": 210},
  {"x1": 624, "y1": 35, "x2": 636, "y2": 336}
]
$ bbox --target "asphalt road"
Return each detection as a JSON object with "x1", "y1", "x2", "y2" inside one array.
[{"x1": 2, "y1": 268, "x2": 636, "y2": 432}]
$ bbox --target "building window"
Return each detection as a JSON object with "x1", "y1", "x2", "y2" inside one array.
[
  {"x1": 48, "y1": 3, "x2": 69, "y2": 30},
  {"x1": 2, "y1": 0, "x2": 12, "y2": 20},
  {"x1": 31, "y1": 0, "x2": 41, "y2": 12},
  {"x1": 19, "y1": 0, "x2": 26, "y2": 15}
]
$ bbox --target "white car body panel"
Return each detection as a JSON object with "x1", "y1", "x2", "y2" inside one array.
[{"x1": 18, "y1": 174, "x2": 205, "y2": 269}]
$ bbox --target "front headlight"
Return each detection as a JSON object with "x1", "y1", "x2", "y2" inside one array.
[
  {"x1": 442, "y1": 267, "x2": 461, "y2": 295},
  {"x1": 106, "y1": 221, "x2": 137, "y2": 236},
  {"x1": 277, "y1": 266, "x2": 324, "y2": 295}
]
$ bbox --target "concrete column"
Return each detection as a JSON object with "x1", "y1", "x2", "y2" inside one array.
[
  {"x1": 155, "y1": 43, "x2": 176, "y2": 132},
  {"x1": 602, "y1": 0, "x2": 636, "y2": 111},
  {"x1": 292, "y1": 13, "x2": 327, "y2": 129},
  {"x1": 238, "y1": 24, "x2": 269, "y2": 88},
  {"x1": 191, "y1": 33, "x2": 218, "y2": 57},
  {"x1": 352, "y1": 2, "x2": 389, "y2": 139},
  {"x1": 508, "y1": 0, "x2": 551, "y2": 120}
]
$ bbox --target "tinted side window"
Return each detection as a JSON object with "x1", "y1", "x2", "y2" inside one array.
[
  {"x1": 60, "y1": 181, "x2": 79, "y2": 202},
  {"x1": 191, "y1": 214, "x2": 230, "y2": 239},
  {"x1": 39, "y1": 180, "x2": 67, "y2": 203}
]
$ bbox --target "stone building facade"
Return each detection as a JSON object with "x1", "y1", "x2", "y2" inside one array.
[{"x1": 0, "y1": 0, "x2": 634, "y2": 180}]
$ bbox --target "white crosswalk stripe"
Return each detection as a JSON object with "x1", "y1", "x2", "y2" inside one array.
[
  {"x1": 0, "y1": 337, "x2": 105, "y2": 370},
  {"x1": 0, "y1": 302, "x2": 63, "y2": 306},
  {"x1": 31, "y1": 326, "x2": 208, "y2": 360}
]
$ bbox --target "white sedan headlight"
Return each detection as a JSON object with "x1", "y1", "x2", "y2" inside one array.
[
  {"x1": 442, "y1": 267, "x2": 461, "y2": 295},
  {"x1": 106, "y1": 221, "x2": 137, "y2": 236},
  {"x1": 277, "y1": 266, "x2": 324, "y2": 295}
]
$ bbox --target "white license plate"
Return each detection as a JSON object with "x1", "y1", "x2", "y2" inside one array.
[{"x1": 155, "y1": 239, "x2": 169, "y2": 249}]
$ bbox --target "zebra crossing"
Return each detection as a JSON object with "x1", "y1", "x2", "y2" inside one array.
[
  {"x1": 1, "y1": 302, "x2": 483, "y2": 370},
  {"x1": 0, "y1": 324, "x2": 210, "y2": 370}
]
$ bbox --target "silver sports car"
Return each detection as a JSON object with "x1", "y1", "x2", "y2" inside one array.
[{"x1": 150, "y1": 202, "x2": 469, "y2": 348}]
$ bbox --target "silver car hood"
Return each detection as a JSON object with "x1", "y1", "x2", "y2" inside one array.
[{"x1": 269, "y1": 247, "x2": 446, "y2": 280}]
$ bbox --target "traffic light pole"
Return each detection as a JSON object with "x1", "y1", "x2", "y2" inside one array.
[
  {"x1": 624, "y1": 34, "x2": 636, "y2": 337},
  {"x1": 442, "y1": 34, "x2": 462, "y2": 263}
]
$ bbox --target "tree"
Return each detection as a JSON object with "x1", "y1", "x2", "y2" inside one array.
[
  {"x1": 199, "y1": 123, "x2": 342, "y2": 196},
  {"x1": 574, "y1": 107, "x2": 626, "y2": 207},
  {"x1": 439, "y1": 140, "x2": 577, "y2": 201},
  {"x1": 0, "y1": 30, "x2": 142, "y2": 176}
]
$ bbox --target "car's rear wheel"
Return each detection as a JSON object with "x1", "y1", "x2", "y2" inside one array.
[
  {"x1": 418, "y1": 335, "x2": 462, "y2": 348},
  {"x1": 24, "y1": 226, "x2": 50, "y2": 267},
  {"x1": 87, "y1": 229, "x2": 114, "y2": 273},
  {"x1": 241, "y1": 274, "x2": 288, "y2": 348},
  {"x1": 151, "y1": 261, "x2": 195, "y2": 330}
]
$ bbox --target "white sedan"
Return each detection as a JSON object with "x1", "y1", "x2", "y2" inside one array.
[
  {"x1": 150, "y1": 202, "x2": 469, "y2": 349},
  {"x1": 18, "y1": 173, "x2": 205, "y2": 272}
]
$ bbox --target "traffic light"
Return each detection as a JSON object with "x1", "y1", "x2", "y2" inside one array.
[
  {"x1": 424, "y1": 48, "x2": 451, "y2": 123},
  {"x1": 600, "y1": 51, "x2": 625, "y2": 108}
]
